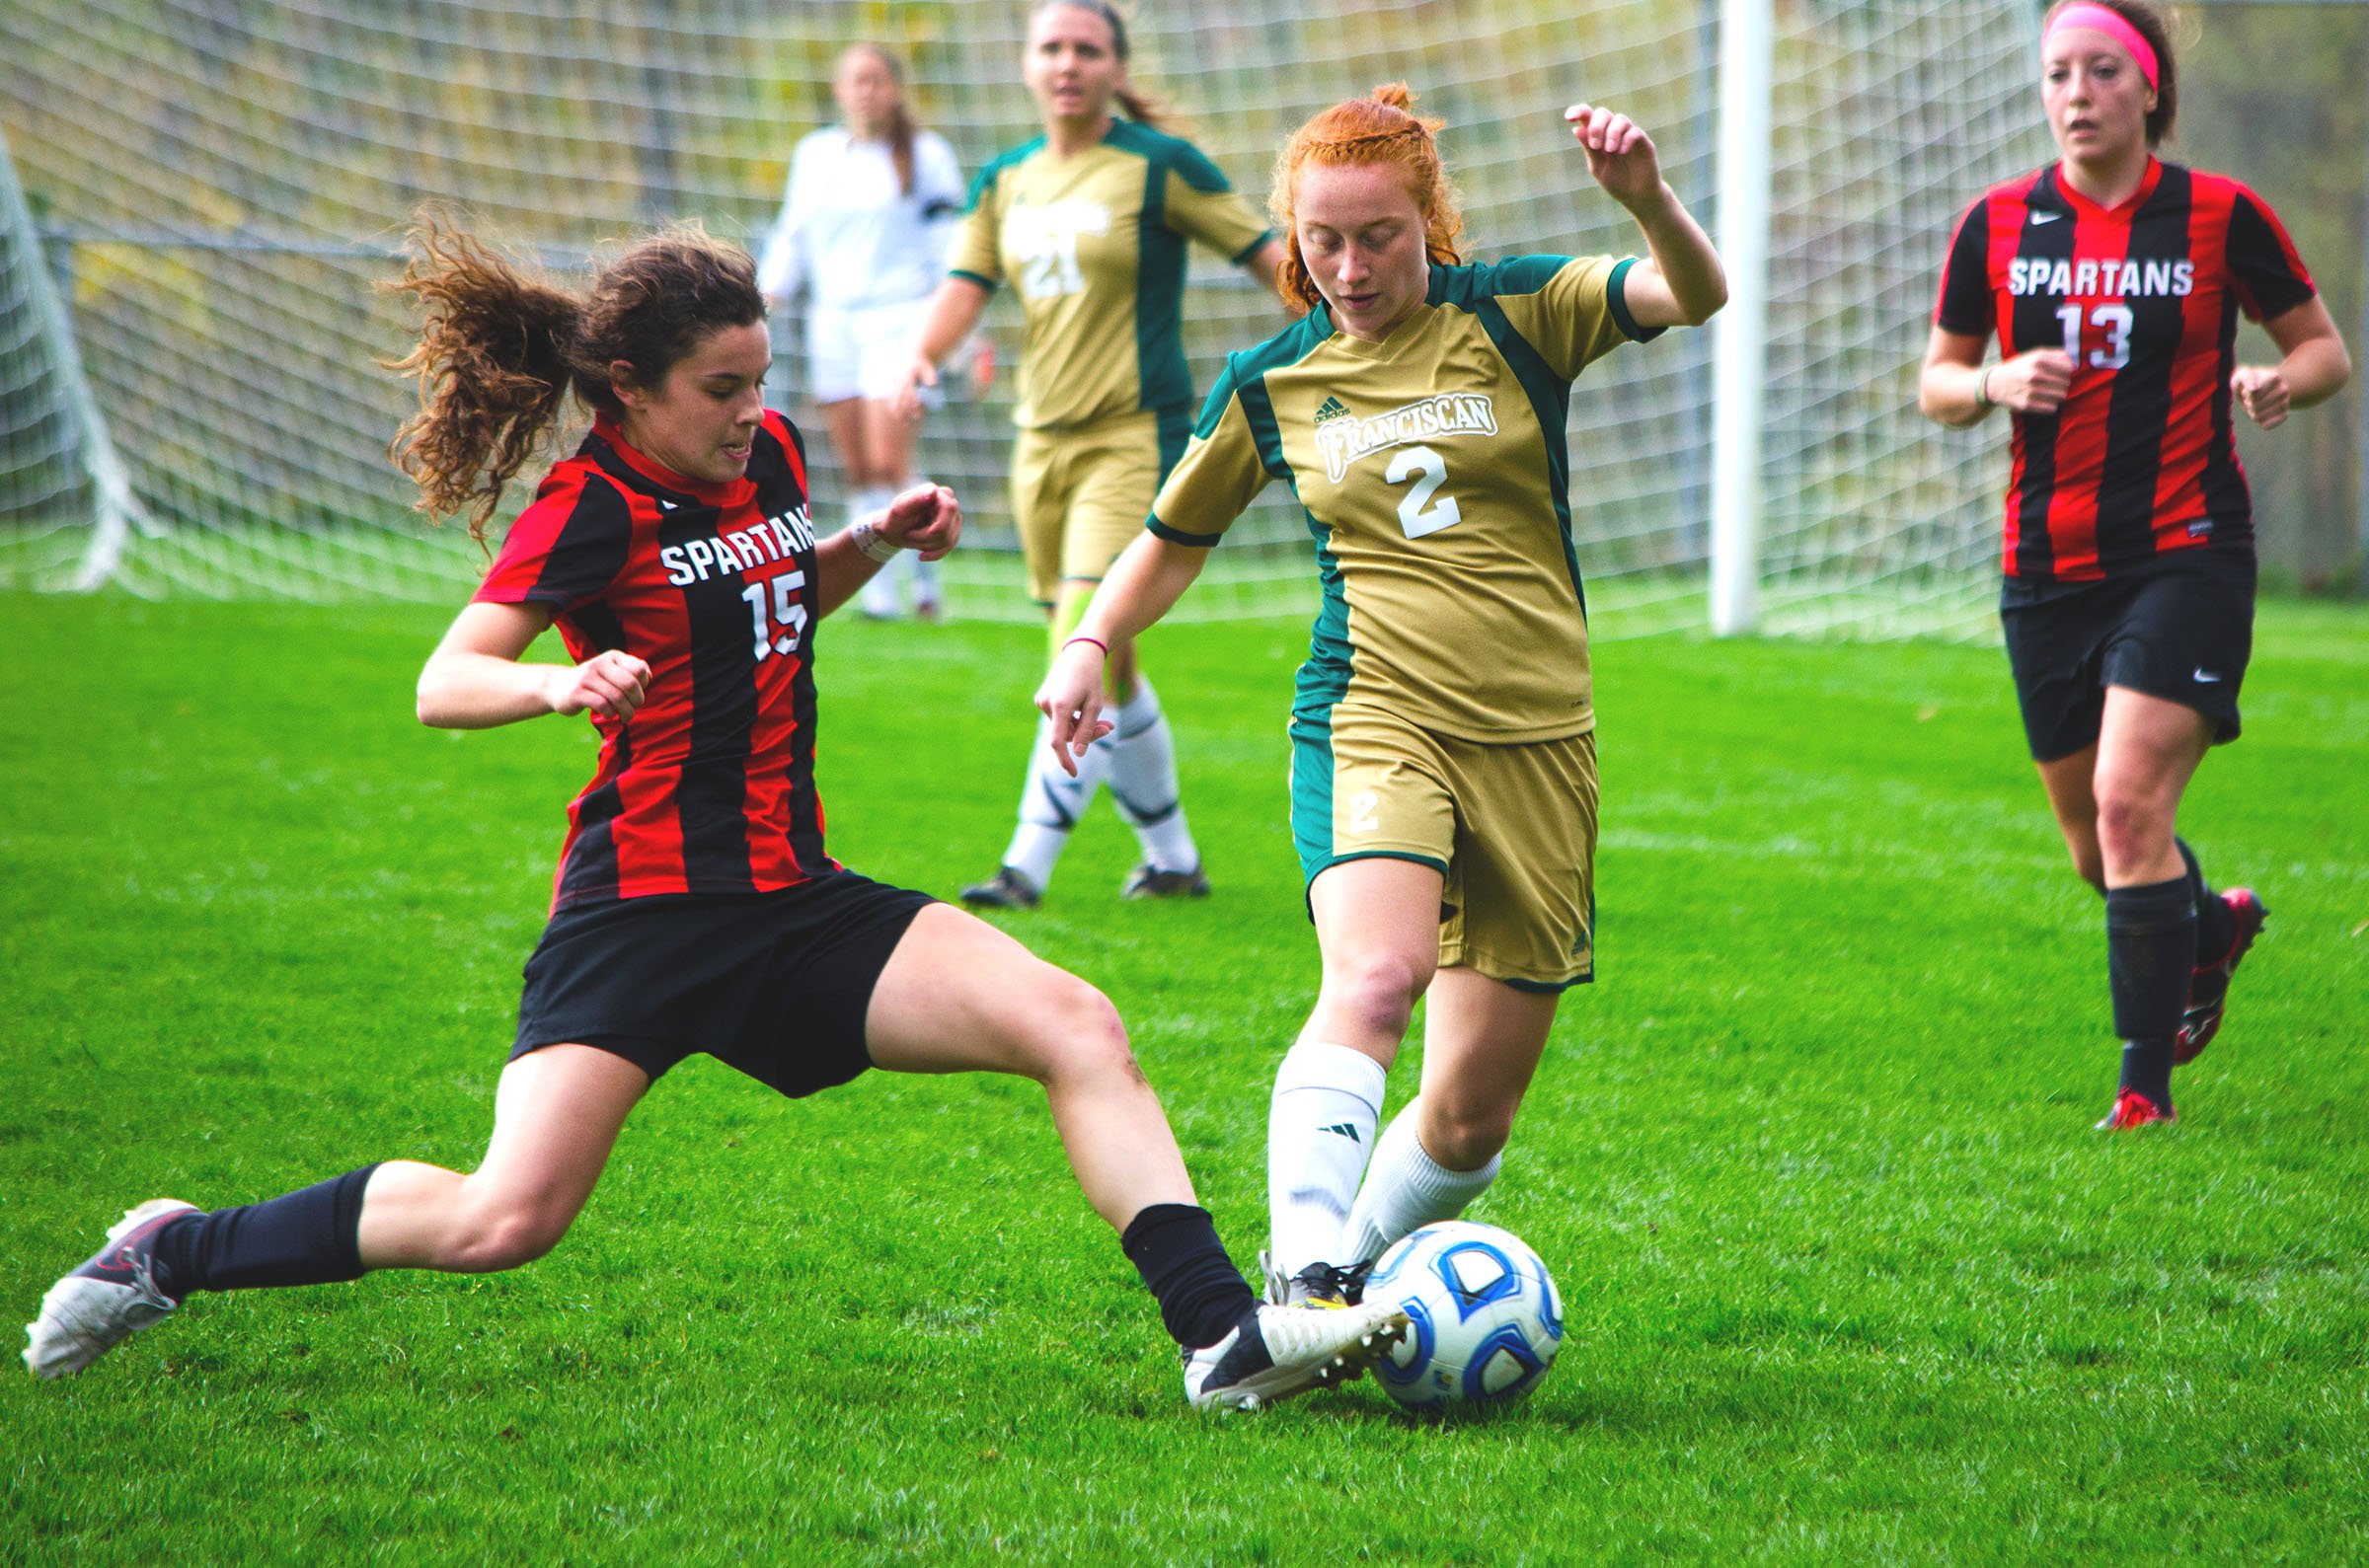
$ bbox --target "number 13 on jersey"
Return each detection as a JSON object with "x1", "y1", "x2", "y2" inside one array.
[{"x1": 2057, "y1": 302, "x2": 2132, "y2": 370}]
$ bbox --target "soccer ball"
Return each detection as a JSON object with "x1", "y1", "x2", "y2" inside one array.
[{"x1": 1364, "y1": 1221, "x2": 1562, "y2": 1410}]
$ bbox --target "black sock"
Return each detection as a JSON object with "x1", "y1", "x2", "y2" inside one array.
[
  {"x1": 1120, "y1": 1203, "x2": 1257, "y2": 1350},
  {"x1": 2177, "y1": 838, "x2": 2236, "y2": 966},
  {"x1": 2119, "y1": 1039, "x2": 2176, "y2": 1112},
  {"x1": 149, "y1": 1164, "x2": 379, "y2": 1296},
  {"x1": 2107, "y1": 878, "x2": 2193, "y2": 1112}
]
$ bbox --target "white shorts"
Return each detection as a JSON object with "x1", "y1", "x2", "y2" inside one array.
[{"x1": 807, "y1": 300, "x2": 934, "y2": 407}]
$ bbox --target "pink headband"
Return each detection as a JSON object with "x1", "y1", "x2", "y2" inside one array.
[{"x1": 2047, "y1": 4, "x2": 2160, "y2": 91}]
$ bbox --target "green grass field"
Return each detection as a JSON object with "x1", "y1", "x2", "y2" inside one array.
[{"x1": 6, "y1": 592, "x2": 2367, "y2": 1563}]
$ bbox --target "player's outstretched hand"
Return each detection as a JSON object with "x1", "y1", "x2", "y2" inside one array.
[
  {"x1": 1566, "y1": 104, "x2": 1661, "y2": 209},
  {"x1": 1034, "y1": 640, "x2": 1114, "y2": 779},
  {"x1": 1990, "y1": 348, "x2": 2076, "y2": 416},
  {"x1": 880, "y1": 484, "x2": 962, "y2": 560},
  {"x1": 547, "y1": 649, "x2": 650, "y2": 722},
  {"x1": 889, "y1": 353, "x2": 938, "y2": 423},
  {"x1": 2230, "y1": 365, "x2": 2291, "y2": 430}
]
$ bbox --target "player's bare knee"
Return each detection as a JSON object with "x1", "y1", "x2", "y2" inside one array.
[
  {"x1": 2093, "y1": 787, "x2": 2171, "y2": 867},
  {"x1": 1027, "y1": 973, "x2": 1136, "y2": 1085},
  {"x1": 1326, "y1": 951, "x2": 1428, "y2": 1038},
  {"x1": 445, "y1": 1193, "x2": 573, "y2": 1272}
]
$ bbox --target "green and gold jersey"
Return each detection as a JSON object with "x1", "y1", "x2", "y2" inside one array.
[
  {"x1": 1149, "y1": 256, "x2": 1661, "y2": 743},
  {"x1": 950, "y1": 119, "x2": 1271, "y2": 430}
]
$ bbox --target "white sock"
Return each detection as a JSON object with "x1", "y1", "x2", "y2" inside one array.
[
  {"x1": 1106, "y1": 677, "x2": 1199, "y2": 873},
  {"x1": 1001, "y1": 712, "x2": 1112, "y2": 888},
  {"x1": 1267, "y1": 1041, "x2": 1389, "y2": 1284},
  {"x1": 1341, "y1": 1100, "x2": 1501, "y2": 1266}
]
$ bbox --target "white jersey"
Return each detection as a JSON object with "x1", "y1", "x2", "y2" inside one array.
[{"x1": 756, "y1": 126, "x2": 965, "y2": 312}]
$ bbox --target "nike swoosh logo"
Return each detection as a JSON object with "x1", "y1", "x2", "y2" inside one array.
[
  {"x1": 2030, "y1": 210, "x2": 2064, "y2": 224},
  {"x1": 2193, "y1": 668, "x2": 2223, "y2": 683}
]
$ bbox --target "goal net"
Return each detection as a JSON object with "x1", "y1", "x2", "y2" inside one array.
[{"x1": 0, "y1": 0, "x2": 2043, "y2": 637}]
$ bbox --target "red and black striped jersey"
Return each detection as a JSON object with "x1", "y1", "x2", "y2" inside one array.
[
  {"x1": 1936, "y1": 159, "x2": 2315, "y2": 584},
  {"x1": 475, "y1": 411, "x2": 834, "y2": 911}
]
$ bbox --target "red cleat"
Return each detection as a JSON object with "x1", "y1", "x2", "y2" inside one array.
[
  {"x1": 2095, "y1": 1088, "x2": 2176, "y2": 1131},
  {"x1": 2178, "y1": 889, "x2": 2266, "y2": 1067}
]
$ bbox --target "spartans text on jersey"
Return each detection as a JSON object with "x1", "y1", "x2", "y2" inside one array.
[
  {"x1": 660, "y1": 505, "x2": 816, "y2": 585},
  {"x1": 2007, "y1": 258, "x2": 2195, "y2": 298}
]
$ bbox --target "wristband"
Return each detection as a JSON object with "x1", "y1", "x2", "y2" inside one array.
[
  {"x1": 850, "y1": 518, "x2": 902, "y2": 564},
  {"x1": 1062, "y1": 635, "x2": 1108, "y2": 658},
  {"x1": 1975, "y1": 365, "x2": 1994, "y2": 410}
]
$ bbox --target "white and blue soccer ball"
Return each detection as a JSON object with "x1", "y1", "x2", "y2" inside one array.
[{"x1": 1365, "y1": 1221, "x2": 1563, "y2": 1410}]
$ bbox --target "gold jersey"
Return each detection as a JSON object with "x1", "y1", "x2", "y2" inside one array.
[
  {"x1": 951, "y1": 119, "x2": 1271, "y2": 430},
  {"x1": 1149, "y1": 256, "x2": 1660, "y2": 743}
]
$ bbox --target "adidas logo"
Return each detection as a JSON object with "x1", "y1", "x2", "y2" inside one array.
[
  {"x1": 1318, "y1": 1122, "x2": 1362, "y2": 1143},
  {"x1": 1313, "y1": 396, "x2": 1350, "y2": 425}
]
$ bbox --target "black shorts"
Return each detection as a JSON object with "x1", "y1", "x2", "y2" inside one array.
[
  {"x1": 2000, "y1": 546, "x2": 2255, "y2": 763},
  {"x1": 512, "y1": 870, "x2": 935, "y2": 1097}
]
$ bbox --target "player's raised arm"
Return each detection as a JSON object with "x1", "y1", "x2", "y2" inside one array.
[
  {"x1": 1566, "y1": 103, "x2": 1725, "y2": 329},
  {"x1": 812, "y1": 482, "x2": 962, "y2": 618},
  {"x1": 1036, "y1": 531, "x2": 1209, "y2": 771}
]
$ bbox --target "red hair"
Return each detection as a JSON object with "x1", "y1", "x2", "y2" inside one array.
[{"x1": 1270, "y1": 84, "x2": 1464, "y2": 315}]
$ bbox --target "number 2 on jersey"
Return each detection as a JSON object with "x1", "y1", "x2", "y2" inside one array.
[
  {"x1": 1386, "y1": 446, "x2": 1463, "y2": 540},
  {"x1": 742, "y1": 570, "x2": 808, "y2": 661},
  {"x1": 2056, "y1": 302, "x2": 2132, "y2": 370}
]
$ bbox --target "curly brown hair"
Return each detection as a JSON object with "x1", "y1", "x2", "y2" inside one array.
[
  {"x1": 381, "y1": 211, "x2": 764, "y2": 542},
  {"x1": 1269, "y1": 84, "x2": 1464, "y2": 316}
]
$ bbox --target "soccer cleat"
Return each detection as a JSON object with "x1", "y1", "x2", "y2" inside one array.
[
  {"x1": 2177, "y1": 889, "x2": 2266, "y2": 1067},
  {"x1": 959, "y1": 865, "x2": 1041, "y2": 910},
  {"x1": 2095, "y1": 1089, "x2": 2176, "y2": 1131},
  {"x1": 1182, "y1": 1301, "x2": 1412, "y2": 1411},
  {"x1": 24, "y1": 1199, "x2": 198, "y2": 1380},
  {"x1": 1255, "y1": 1250, "x2": 1373, "y2": 1307},
  {"x1": 1120, "y1": 862, "x2": 1210, "y2": 901},
  {"x1": 1290, "y1": 1260, "x2": 1374, "y2": 1308}
]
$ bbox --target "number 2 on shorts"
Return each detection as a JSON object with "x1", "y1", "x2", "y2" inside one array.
[{"x1": 1348, "y1": 789, "x2": 1380, "y2": 834}]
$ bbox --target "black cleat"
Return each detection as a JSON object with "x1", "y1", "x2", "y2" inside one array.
[
  {"x1": 1120, "y1": 862, "x2": 1209, "y2": 901},
  {"x1": 960, "y1": 865, "x2": 1041, "y2": 910}
]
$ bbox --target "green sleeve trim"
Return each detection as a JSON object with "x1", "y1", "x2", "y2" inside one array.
[
  {"x1": 949, "y1": 269, "x2": 997, "y2": 293},
  {"x1": 1230, "y1": 229, "x2": 1275, "y2": 265},
  {"x1": 1147, "y1": 517, "x2": 1222, "y2": 547},
  {"x1": 1487, "y1": 255, "x2": 1571, "y2": 296},
  {"x1": 1608, "y1": 257, "x2": 1667, "y2": 342}
]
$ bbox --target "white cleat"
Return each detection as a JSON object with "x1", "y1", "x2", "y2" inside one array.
[
  {"x1": 24, "y1": 1199, "x2": 196, "y2": 1380},
  {"x1": 1183, "y1": 1301, "x2": 1411, "y2": 1411}
]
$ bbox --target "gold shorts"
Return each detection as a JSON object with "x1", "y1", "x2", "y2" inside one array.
[
  {"x1": 1288, "y1": 703, "x2": 1599, "y2": 991},
  {"x1": 1010, "y1": 407, "x2": 1191, "y2": 606}
]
